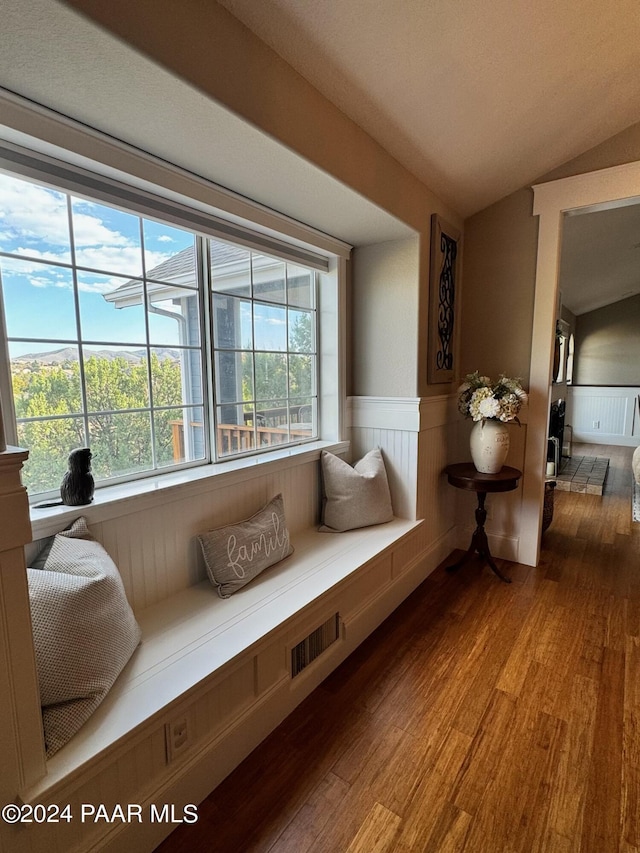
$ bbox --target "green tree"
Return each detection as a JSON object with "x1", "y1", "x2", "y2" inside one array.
[
  {"x1": 236, "y1": 311, "x2": 314, "y2": 429},
  {"x1": 13, "y1": 353, "x2": 183, "y2": 495},
  {"x1": 288, "y1": 312, "x2": 313, "y2": 399}
]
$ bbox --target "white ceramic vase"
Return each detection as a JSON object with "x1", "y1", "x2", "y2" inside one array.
[{"x1": 470, "y1": 418, "x2": 509, "y2": 473}]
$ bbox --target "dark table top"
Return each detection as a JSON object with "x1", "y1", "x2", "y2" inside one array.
[{"x1": 445, "y1": 463, "x2": 522, "y2": 493}]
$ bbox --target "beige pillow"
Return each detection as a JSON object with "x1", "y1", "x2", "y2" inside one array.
[
  {"x1": 320, "y1": 448, "x2": 394, "y2": 532},
  {"x1": 28, "y1": 518, "x2": 141, "y2": 757},
  {"x1": 633, "y1": 445, "x2": 640, "y2": 484},
  {"x1": 198, "y1": 494, "x2": 293, "y2": 598}
]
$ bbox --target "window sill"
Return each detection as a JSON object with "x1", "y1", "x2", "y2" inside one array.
[{"x1": 29, "y1": 440, "x2": 348, "y2": 541}]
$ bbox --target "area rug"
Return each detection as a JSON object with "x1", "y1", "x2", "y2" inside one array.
[{"x1": 633, "y1": 478, "x2": 640, "y2": 523}]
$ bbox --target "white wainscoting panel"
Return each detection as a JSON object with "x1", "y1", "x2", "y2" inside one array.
[
  {"x1": 348, "y1": 394, "x2": 458, "y2": 565},
  {"x1": 349, "y1": 396, "x2": 422, "y2": 520},
  {"x1": 350, "y1": 424, "x2": 418, "y2": 520},
  {"x1": 568, "y1": 386, "x2": 640, "y2": 446},
  {"x1": 29, "y1": 457, "x2": 322, "y2": 612}
]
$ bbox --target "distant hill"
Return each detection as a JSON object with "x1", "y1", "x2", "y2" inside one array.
[{"x1": 13, "y1": 347, "x2": 181, "y2": 366}]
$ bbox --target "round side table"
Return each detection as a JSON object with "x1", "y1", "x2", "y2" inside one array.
[{"x1": 444, "y1": 463, "x2": 522, "y2": 583}]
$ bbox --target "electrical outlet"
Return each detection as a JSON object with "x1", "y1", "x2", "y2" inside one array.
[
  {"x1": 592, "y1": 420, "x2": 600, "y2": 429},
  {"x1": 165, "y1": 713, "x2": 192, "y2": 763}
]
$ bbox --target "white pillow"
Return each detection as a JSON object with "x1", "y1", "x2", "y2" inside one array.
[
  {"x1": 320, "y1": 448, "x2": 394, "y2": 532},
  {"x1": 28, "y1": 518, "x2": 141, "y2": 757},
  {"x1": 633, "y1": 445, "x2": 640, "y2": 485}
]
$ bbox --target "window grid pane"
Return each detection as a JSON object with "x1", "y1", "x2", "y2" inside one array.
[
  {"x1": 210, "y1": 238, "x2": 318, "y2": 461},
  {"x1": 0, "y1": 171, "x2": 207, "y2": 496}
]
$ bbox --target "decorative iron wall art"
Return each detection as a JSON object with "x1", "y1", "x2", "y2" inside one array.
[{"x1": 428, "y1": 214, "x2": 461, "y2": 384}]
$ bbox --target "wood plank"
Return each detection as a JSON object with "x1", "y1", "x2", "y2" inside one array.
[
  {"x1": 344, "y1": 802, "x2": 402, "y2": 853},
  {"x1": 545, "y1": 674, "x2": 599, "y2": 849},
  {"x1": 580, "y1": 647, "x2": 625, "y2": 851},
  {"x1": 392, "y1": 727, "x2": 473, "y2": 852},
  {"x1": 418, "y1": 799, "x2": 472, "y2": 853},
  {"x1": 269, "y1": 773, "x2": 351, "y2": 853},
  {"x1": 495, "y1": 579, "x2": 557, "y2": 697},
  {"x1": 451, "y1": 689, "x2": 518, "y2": 815},
  {"x1": 461, "y1": 708, "x2": 566, "y2": 852},
  {"x1": 622, "y1": 635, "x2": 640, "y2": 849}
]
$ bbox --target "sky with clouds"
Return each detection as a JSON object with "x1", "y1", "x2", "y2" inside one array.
[
  {"x1": 0, "y1": 173, "x2": 193, "y2": 355},
  {"x1": 0, "y1": 172, "x2": 306, "y2": 359}
]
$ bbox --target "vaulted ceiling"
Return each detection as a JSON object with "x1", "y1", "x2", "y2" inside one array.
[
  {"x1": 217, "y1": 0, "x2": 640, "y2": 217},
  {"x1": 214, "y1": 0, "x2": 640, "y2": 314}
]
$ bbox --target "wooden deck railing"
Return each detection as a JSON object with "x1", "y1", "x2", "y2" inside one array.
[{"x1": 170, "y1": 421, "x2": 312, "y2": 461}]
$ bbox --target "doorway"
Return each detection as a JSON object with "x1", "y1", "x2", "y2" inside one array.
[{"x1": 520, "y1": 160, "x2": 640, "y2": 566}]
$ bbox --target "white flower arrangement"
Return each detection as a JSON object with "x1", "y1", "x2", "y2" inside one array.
[{"x1": 457, "y1": 371, "x2": 528, "y2": 423}]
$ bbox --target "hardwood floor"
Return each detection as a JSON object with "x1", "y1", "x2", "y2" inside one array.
[{"x1": 157, "y1": 443, "x2": 640, "y2": 853}]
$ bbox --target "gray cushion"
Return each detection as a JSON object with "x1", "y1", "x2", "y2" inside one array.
[
  {"x1": 320, "y1": 448, "x2": 394, "y2": 532},
  {"x1": 198, "y1": 494, "x2": 293, "y2": 598},
  {"x1": 28, "y1": 518, "x2": 141, "y2": 757}
]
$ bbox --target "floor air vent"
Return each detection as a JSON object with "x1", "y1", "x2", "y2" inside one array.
[{"x1": 291, "y1": 613, "x2": 340, "y2": 678}]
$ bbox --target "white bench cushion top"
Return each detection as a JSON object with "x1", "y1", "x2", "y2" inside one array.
[{"x1": 35, "y1": 518, "x2": 420, "y2": 793}]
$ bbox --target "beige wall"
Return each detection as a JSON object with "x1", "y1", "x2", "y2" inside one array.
[
  {"x1": 352, "y1": 238, "x2": 420, "y2": 396},
  {"x1": 574, "y1": 294, "x2": 640, "y2": 386},
  {"x1": 461, "y1": 120, "x2": 640, "y2": 387},
  {"x1": 65, "y1": 0, "x2": 462, "y2": 398},
  {"x1": 459, "y1": 188, "x2": 538, "y2": 381}
]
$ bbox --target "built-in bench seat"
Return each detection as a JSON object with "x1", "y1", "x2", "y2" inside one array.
[{"x1": 29, "y1": 517, "x2": 422, "y2": 798}]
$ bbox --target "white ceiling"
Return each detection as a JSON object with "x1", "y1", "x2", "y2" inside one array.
[
  {"x1": 561, "y1": 201, "x2": 640, "y2": 316},
  {"x1": 215, "y1": 0, "x2": 640, "y2": 314},
  {"x1": 0, "y1": 0, "x2": 413, "y2": 247}
]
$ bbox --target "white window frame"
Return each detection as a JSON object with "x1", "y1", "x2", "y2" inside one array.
[{"x1": 0, "y1": 133, "x2": 350, "y2": 507}]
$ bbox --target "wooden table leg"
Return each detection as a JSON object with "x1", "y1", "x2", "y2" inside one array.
[{"x1": 446, "y1": 491, "x2": 512, "y2": 583}]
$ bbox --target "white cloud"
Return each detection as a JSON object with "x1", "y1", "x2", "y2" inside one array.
[
  {"x1": 157, "y1": 235, "x2": 174, "y2": 243},
  {"x1": 71, "y1": 211, "x2": 130, "y2": 248},
  {"x1": 76, "y1": 278, "x2": 118, "y2": 295},
  {"x1": 11, "y1": 247, "x2": 70, "y2": 266},
  {"x1": 0, "y1": 174, "x2": 172, "y2": 290},
  {"x1": 0, "y1": 175, "x2": 70, "y2": 248},
  {"x1": 75, "y1": 246, "x2": 170, "y2": 278},
  {"x1": 28, "y1": 275, "x2": 66, "y2": 290},
  {"x1": 75, "y1": 245, "x2": 143, "y2": 275},
  {"x1": 0, "y1": 174, "x2": 132, "y2": 252},
  {"x1": 0, "y1": 255, "x2": 72, "y2": 291},
  {"x1": 1, "y1": 254, "x2": 69, "y2": 279}
]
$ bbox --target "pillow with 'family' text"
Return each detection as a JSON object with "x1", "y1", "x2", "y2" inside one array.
[
  {"x1": 198, "y1": 494, "x2": 293, "y2": 598},
  {"x1": 320, "y1": 448, "x2": 394, "y2": 532}
]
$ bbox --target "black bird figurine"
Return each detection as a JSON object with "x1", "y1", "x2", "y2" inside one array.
[{"x1": 60, "y1": 448, "x2": 95, "y2": 506}]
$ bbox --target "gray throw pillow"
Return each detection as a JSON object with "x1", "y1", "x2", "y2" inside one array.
[
  {"x1": 198, "y1": 494, "x2": 293, "y2": 598},
  {"x1": 320, "y1": 448, "x2": 394, "y2": 532},
  {"x1": 27, "y1": 517, "x2": 142, "y2": 757}
]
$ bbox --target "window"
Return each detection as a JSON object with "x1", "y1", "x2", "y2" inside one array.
[
  {"x1": 0, "y1": 171, "x2": 319, "y2": 499},
  {"x1": 210, "y1": 245, "x2": 317, "y2": 458}
]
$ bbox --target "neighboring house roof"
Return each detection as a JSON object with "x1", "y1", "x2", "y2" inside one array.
[
  {"x1": 105, "y1": 241, "x2": 281, "y2": 307},
  {"x1": 147, "y1": 241, "x2": 249, "y2": 283},
  {"x1": 146, "y1": 245, "x2": 196, "y2": 284}
]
